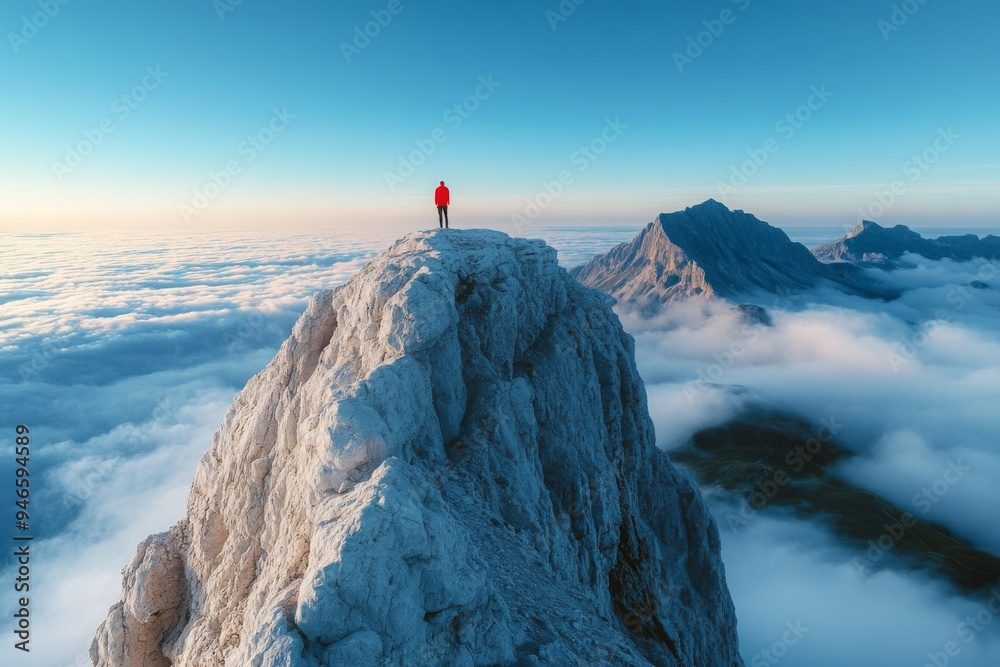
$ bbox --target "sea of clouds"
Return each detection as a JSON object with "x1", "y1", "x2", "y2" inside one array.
[
  {"x1": 622, "y1": 244, "x2": 1000, "y2": 667},
  {"x1": 0, "y1": 230, "x2": 389, "y2": 666},
  {"x1": 2, "y1": 224, "x2": 998, "y2": 667}
]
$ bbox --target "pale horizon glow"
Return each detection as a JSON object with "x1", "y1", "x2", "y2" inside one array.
[{"x1": 1, "y1": 1, "x2": 997, "y2": 232}]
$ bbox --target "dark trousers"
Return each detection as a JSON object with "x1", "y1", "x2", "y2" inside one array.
[{"x1": 437, "y1": 205, "x2": 449, "y2": 228}]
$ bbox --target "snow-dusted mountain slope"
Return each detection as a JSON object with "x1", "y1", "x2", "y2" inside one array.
[
  {"x1": 573, "y1": 200, "x2": 883, "y2": 307},
  {"x1": 91, "y1": 229, "x2": 743, "y2": 667}
]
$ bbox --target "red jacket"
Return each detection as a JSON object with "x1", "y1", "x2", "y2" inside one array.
[{"x1": 435, "y1": 185, "x2": 450, "y2": 206}]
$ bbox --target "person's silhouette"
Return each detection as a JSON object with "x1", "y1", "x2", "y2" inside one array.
[{"x1": 435, "y1": 181, "x2": 450, "y2": 229}]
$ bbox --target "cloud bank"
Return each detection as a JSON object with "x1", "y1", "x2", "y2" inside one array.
[
  {"x1": 3, "y1": 226, "x2": 998, "y2": 666},
  {"x1": 620, "y1": 250, "x2": 1000, "y2": 666},
  {"x1": 0, "y1": 230, "x2": 394, "y2": 666}
]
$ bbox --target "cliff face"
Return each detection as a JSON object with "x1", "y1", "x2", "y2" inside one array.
[
  {"x1": 812, "y1": 219, "x2": 1000, "y2": 264},
  {"x1": 91, "y1": 230, "x2": 743, "y2": 667},
  {"x1": 573, "y1": 200, "x2": 882, "y2": 307}
]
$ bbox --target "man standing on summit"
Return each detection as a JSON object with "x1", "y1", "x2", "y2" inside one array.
[{"x1": 435, "y1": 181, "x2": 450, "y2": 229}]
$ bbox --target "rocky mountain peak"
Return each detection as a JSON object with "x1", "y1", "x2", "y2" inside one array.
[
  {"x1": 91, "y1": 229, "x2": 743, "y2": 667},
  {"x1": 846, "y1": 220, "x2": 881, "y2": 238},
  {"x1": 573, "y1": 201, "x2": 881, "y2": 308},
  {"x1": 814, "y1": 220, "x2": 1000, "y2": 264}
]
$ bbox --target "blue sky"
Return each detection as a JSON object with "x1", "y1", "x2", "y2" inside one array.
[{"x1": 1, "y1": 0, "x2": 997, "y2": 231}]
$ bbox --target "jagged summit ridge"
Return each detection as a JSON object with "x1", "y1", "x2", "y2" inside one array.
[
  {"x1": 813, "y1": 219, "x2": 1000, "y2": 264},
  {"x1": 845, "y1": 220, "x2": 891, "y2": 239},
  {"x1": 91, "y1": 229, "x2": 743, "y2": 667},
  {"x1": 572, "y1": 200, "x2": 879, "y2": 307}
]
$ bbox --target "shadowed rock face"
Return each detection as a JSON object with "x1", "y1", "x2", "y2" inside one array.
[
  {"x1": 733, "y1": 304, "x2": 773, "y2": 327},
  {"x1": 91, "y1": 229, "x2": 744, "y2": 667},
  {"x1": 572, "y1": 200, "x2": 884, "y2": 309},
  {"x1": 813, "y1": 220, "x2": 1000, "y2": 265}
]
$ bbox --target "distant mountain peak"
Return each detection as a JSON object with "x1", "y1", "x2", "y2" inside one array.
[
  {"x1": 572, "y1": 203, "x2": 883, "y2": 308},
  {"x1": 847, "y1": 220, "x2": 881, "y2": 238},
  {"x1": 690, "y1": 198, "x2": 727, "y2": 210},
  {"x1": 814, "y1": 220, "x2": 1000, "y2": 264}
]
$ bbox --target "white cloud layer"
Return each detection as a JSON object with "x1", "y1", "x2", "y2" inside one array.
[
  {"x1": 0, "y1": 230, "x2": 396, "y2": 666},
  {"x1": 2, "y1": 227, "x2": 998, "y2": 666},
  {"x1": 622, "y1": 250, "x2": 1000, "y2": 666}
]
